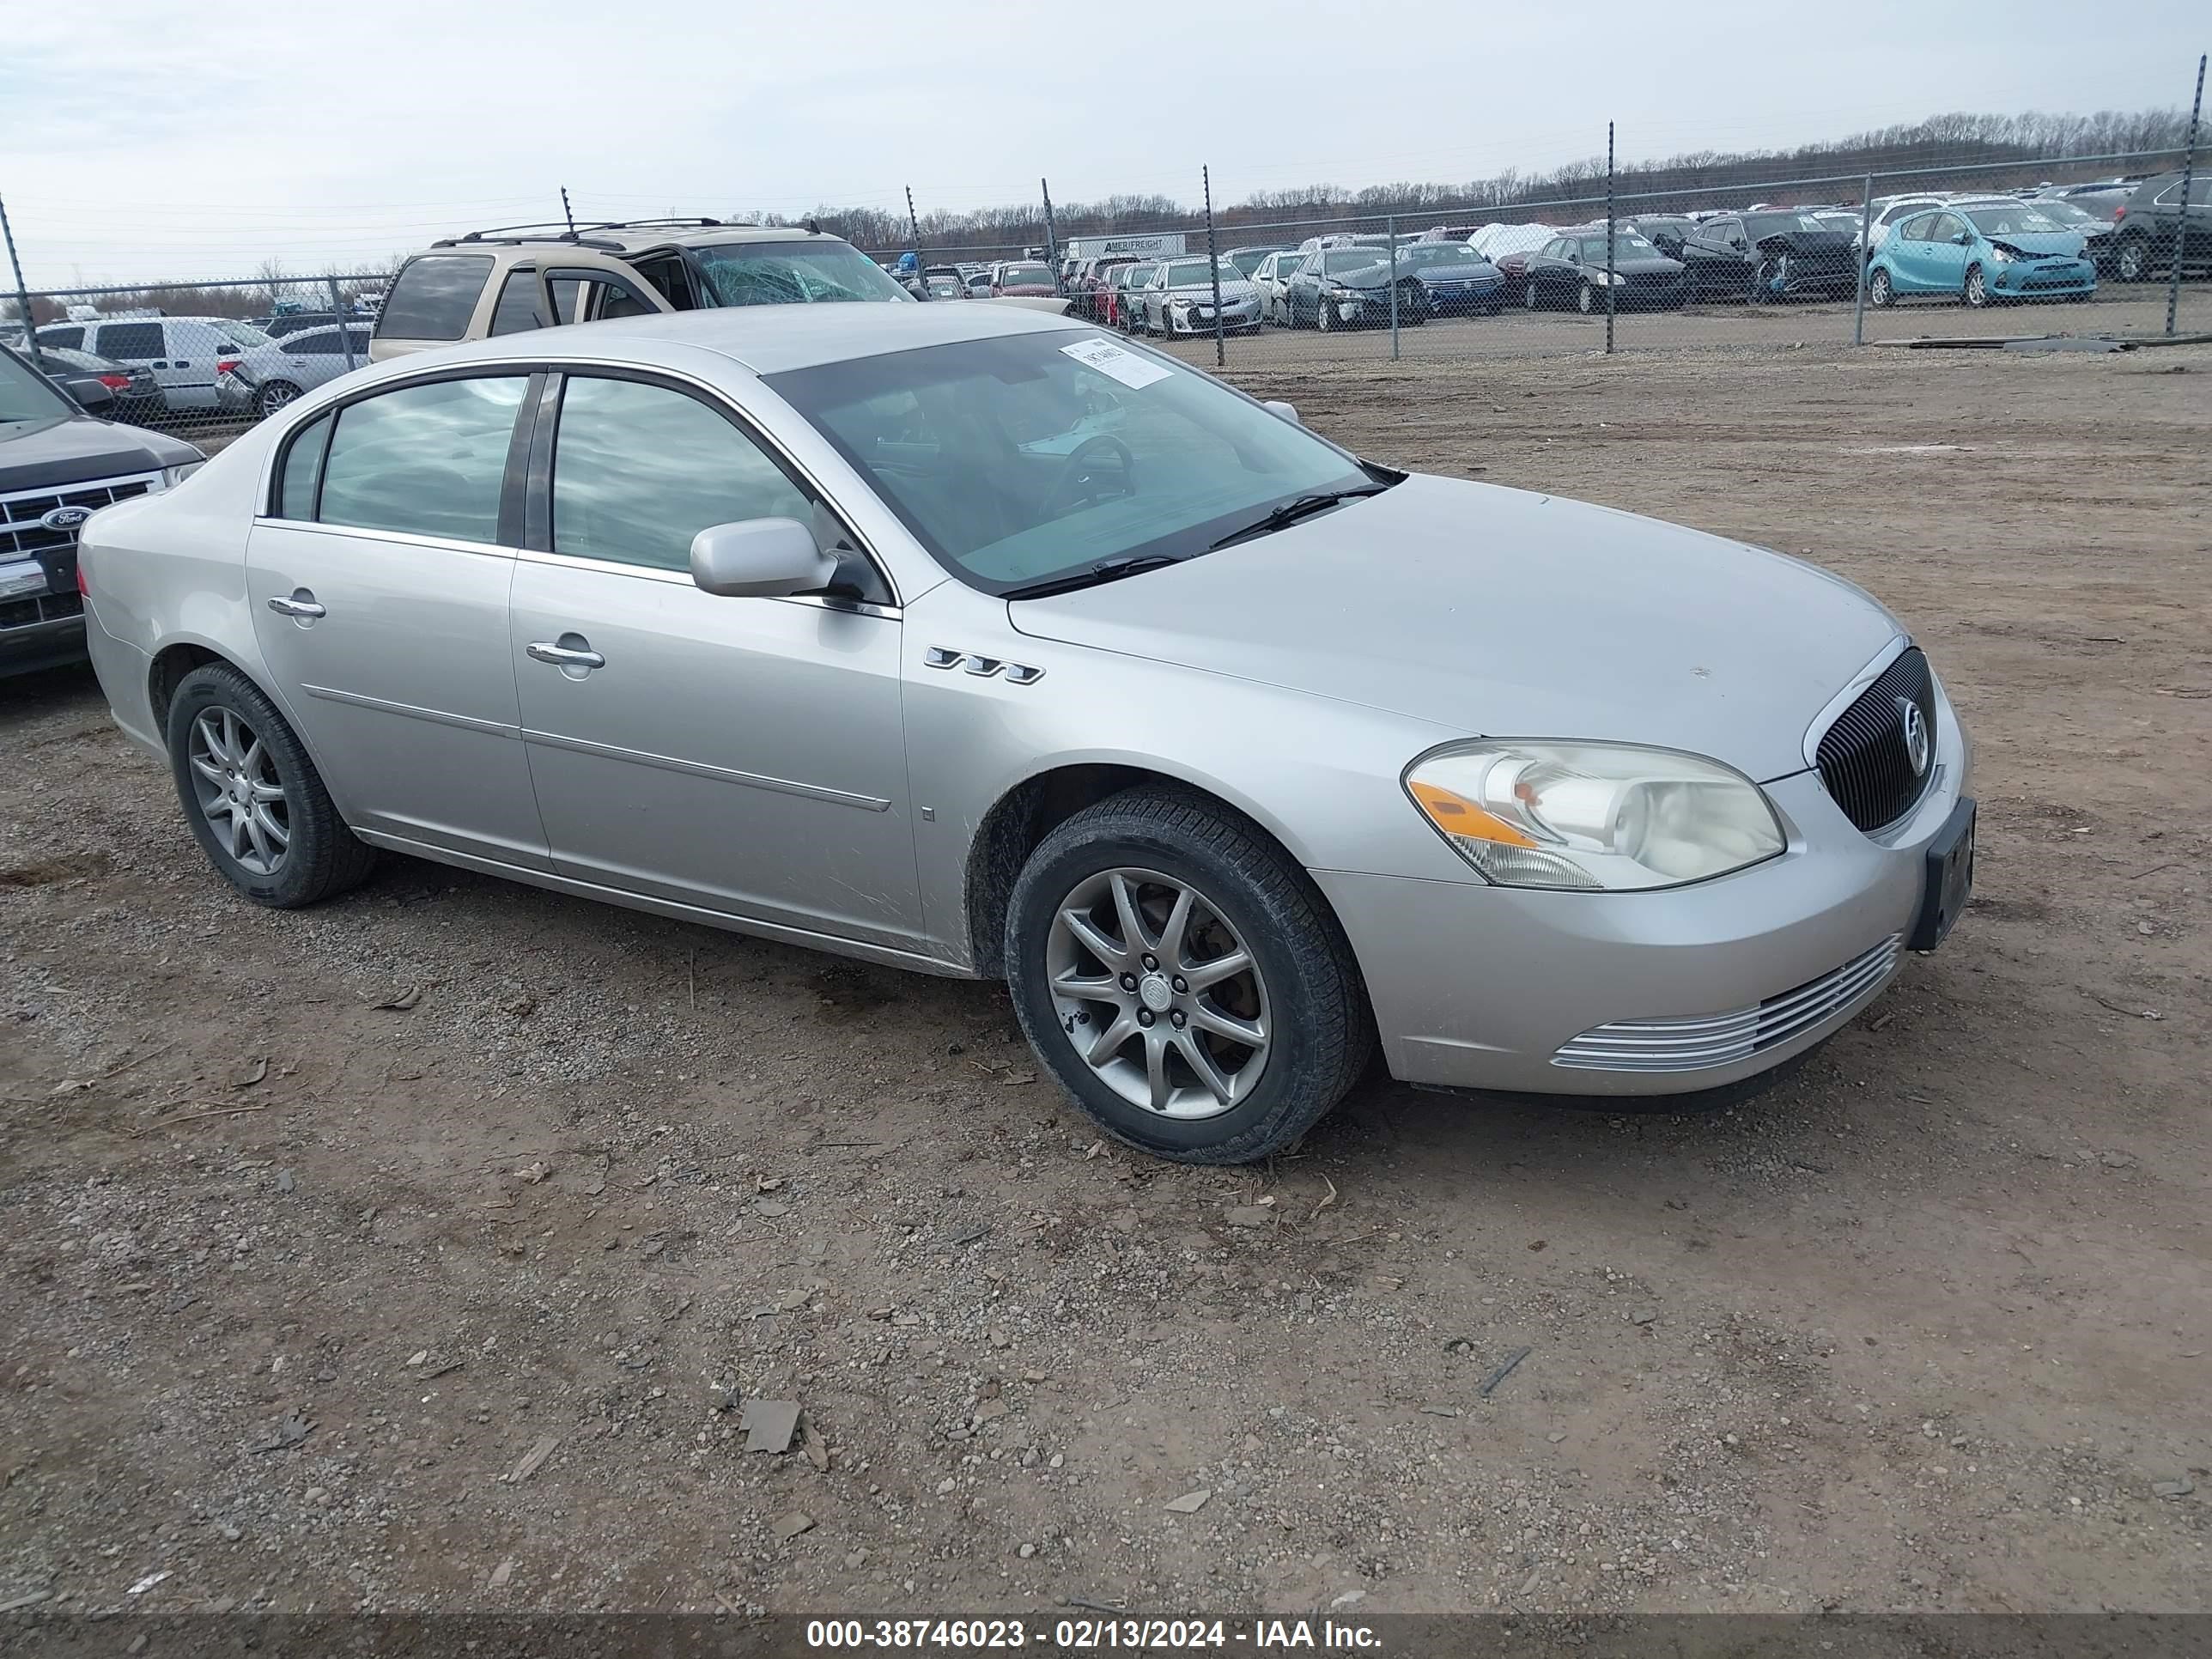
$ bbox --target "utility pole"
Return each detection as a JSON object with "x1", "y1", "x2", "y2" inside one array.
[
  {"x1": 1041, "y1": 178, "x2": 1059, "y2": 283},
  {"x1": 0, "y1": 193, "x2": 43, "y2": 368},
  {"x1": 1203, "y1": 166, "x2": 1225, "y2": 368},
  {"x1": 560, "y1": 186, "x2": 577, "y2": 235},
  {"x1": 2167, "y1": 53, "x2": 2204, "y2": 338}
]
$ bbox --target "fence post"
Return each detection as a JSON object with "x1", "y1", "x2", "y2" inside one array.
[
  {"x1": 905, "y1": 186, "x2": 925, "y2": 299},
  {"x1": 1605, "y1": 123, "x2": 1616, "y2": 355},
  {"x1": 0, "y1": 194, "x2": 42, "y2": 370},
  {"x1": 329, "y1": 276, "x2": 357, "y2": 371},
  {"x1": 1041, "y1": 179, "x2": 1059, "y2": 283},
  {"x1": 1388, "y1": 214, "x2": 1401, "y2": 359},
  {"x1": 2168, "y1": 53, "x2": 2205, "y2": 337},
  {"x1": 1204, "y1": 165, "x2": 1225, "y2": 369},
  {"x1": 1852, "y1": 173, "x2": 1875, "y2": 346}
]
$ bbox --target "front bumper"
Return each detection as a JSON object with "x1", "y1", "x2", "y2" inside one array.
[
  {"x1": 1990, "y1": 258, "x2": 2095, "y2": 297},
  {"x1": 1167, "y1": 302, "x2": 1260, "y2": 334},
  {"x1": 1315, "y1": 690, "x2": 1971, "y2": 1097}
]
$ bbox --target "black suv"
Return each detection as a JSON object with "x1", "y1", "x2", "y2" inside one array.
[
  {"x1": 2, "y1": 343, "x2": 204, "y2": 677},
  {"x1": 2110, "y1": 171, "x2": 2212, "y2": 283}
]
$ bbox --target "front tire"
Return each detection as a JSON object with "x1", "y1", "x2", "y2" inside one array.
[
  {"x1": 1524, "y1": 281, "x2": 1540, "y2": 311},
  {"x1": 1005, "y1": 789, "x2": 1372, "y2": 1164},
  {"x1": 1316, "y1": 295, "x2": 1336, "y2": 331},
  {"x1": 167, "y1": 663, "x2": 376, "y2": 908},
  {"x1": 1577, "y1": 282, "x2": 1597, "y2": 315},
  {"x1": 1964, "y1": 264, "x2": 1988, "y2": 308}
]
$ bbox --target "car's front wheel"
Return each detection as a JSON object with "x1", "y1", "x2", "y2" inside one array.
[
  {"x1": 167, "y1": 662, "x2": 376, "y2": 908},
  {"x1": 1963, "y1": 264, "x2": 1989, "y2": 307},
  {"x1": 1005, "y1": 789, "x2": 1371, "y2": 1164}
]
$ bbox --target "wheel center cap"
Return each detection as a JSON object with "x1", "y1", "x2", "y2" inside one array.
[{"x1": 1138, "y1": 974, "x2": 1174, "y2": 1013}]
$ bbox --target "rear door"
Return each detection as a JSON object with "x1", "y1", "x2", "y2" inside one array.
[
  {"x1": 246, "y1": 371, "x2": 550, "y2": 868},
  {"x1": 507, "y1": 370, "x2": 922, "y2": 948}
]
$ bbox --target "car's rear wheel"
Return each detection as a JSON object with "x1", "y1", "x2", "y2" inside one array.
[
  {"x1": 167, "y1": 662, "x2": 376, "y2": 908},
  {"x1": 1005, "y1": 789, "x2": 1371, "y2": 1164},
  {"x1": 256, "y1": 380, "x2": 302, "y2": 418},
  {"x1": 1963, "y1": 265, "x2": 1988, "y2": 307},
  {"x1": 1868, "y1": 268, "x2": 1893, "y2": 308},
  {"x1": 2114, "y1": 234, "x2": 2152, "y2": 283}
]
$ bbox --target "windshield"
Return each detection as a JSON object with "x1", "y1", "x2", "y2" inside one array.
[
  {"x1": 2031, "y1": 199, "x2": 2093, "y2": 225},
  {"x1": 1394, "y1": 244, "x2": 1484, "y2": 269},
  {"x1": 1741, "y1": 213, "x2": 1837, "y2": 239},
  {"x1": 999, "y1": 264, "x2": 1052, "y2": 285},
  {"x1": 692, "y1": 240, "x2": 913, "y2": 306},
  {"x1": 1966, "y1": 206, "x2": 2068, "y2": 236},
  {"x1": 0, "y1": 345, "x2": 72, "y2": 425},
  {"x1": 767, "y1": 330, "x2": 1373, "y2": 594},
  {"x1": 1226, "y1": 249, "x2": 1279, "y2": 275},
  {"x1": 1580, "y1": 234, "x2": 1659, "y2": 259},
  {"x1": 1163, "y1": 260, "x2": 1227, "y2": 287},
  {"x1": 214, "y1": 319, "x2": 274, "y2": 347},
  {"x1": 1322, "y1": 249, "x2": 1382, "y2": 275}
]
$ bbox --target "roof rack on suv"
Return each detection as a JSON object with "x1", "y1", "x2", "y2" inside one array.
[{"x1": 430, "y1": 216, "x2": 727, "y2": 250}]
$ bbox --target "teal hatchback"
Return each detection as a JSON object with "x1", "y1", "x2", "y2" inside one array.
[{"x1": 1868, "y1": 203, "x2": 2097, "y2": 308}]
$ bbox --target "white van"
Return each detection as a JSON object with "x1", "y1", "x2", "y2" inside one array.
[{"x1": 36, "y1": 315, "x2": 272, "y2": 411}]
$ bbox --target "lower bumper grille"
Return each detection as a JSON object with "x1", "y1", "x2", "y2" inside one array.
[{"x1": 1552, "y1": 933, "x2": 1904, "y2": 1073}]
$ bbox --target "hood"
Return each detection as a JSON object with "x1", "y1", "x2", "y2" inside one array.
[
  {"x1": 0, "y1": 413, "x2": 198, "y2": 492},
  {"x1": 1006, "y1": 474, "x2": 1900, "y2": 781},
  {"x1": 1328, "y1": 263, "x2": 1428, "y2": 292},
  {"x1": 1984, "y1": 230, "x2": 2089, "y2": 258},
  {"x1": 1595, "y1": 252, "x2": 1686, "y2": 276},
  {"x1": 1166, "y1": 278, "x2": 1256, "y2": 297},
  {"x1": 1411, "y1": 261, "x2": 1503, "y2": 282}
]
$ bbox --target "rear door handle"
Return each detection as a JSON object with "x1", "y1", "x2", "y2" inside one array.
[
  {"x1": 526, "y1": 639, "x2": 605, "y2": 671},
  {"x1": 266, "y1": 592, "x2": 325, "y2": 619}
]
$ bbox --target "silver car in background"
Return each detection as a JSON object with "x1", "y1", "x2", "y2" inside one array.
[
  {"x1": 1134, "y1": 258, "x2": 1261, "y2": 337},
  {"x1": 225, "y1": 322, "x2": 374, "y2": 419},
  {"x1": 78, "y1": 302, "x2": 1973, "y2": 1164}
]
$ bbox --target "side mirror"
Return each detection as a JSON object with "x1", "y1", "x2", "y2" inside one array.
[
  {"x1": 1954, "y1": 230, "x2": 1974, "y2": 246},
  {"x1": 690, "y1": 519, "x2": 838, "y2": 599},
  {"x1": 1262, "y1": 399, "x2": 1300, "y2": 426}
]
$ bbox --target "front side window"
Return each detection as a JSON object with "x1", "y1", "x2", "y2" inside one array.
[
  {"x1": 768, "y1": 330, "x2": 1373, "y2": 594},
  {"x1": 318, "y1": 375, "x2": 528, "y2": 544},
  {"x1": 690, "y1": 240, "x2": 913, "y2": 307},
  {"x1": 1926, "y1": 214, "x2": 1966, "y2": 243},
  {"x1": 378, "y1": 255, "x2": 495, "y2": 341},
  {"x1": 0, "y1": 343, "x2": 74, "y2": 423},
  {"x1": 94, "y1": 322, "x2": 162, "y2": 360},
  {"x1": 550, "y1": 376, "x2": 812, "y2": 572}
]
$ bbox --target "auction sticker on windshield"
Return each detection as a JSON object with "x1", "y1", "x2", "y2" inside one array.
[{"x1": 1060, "y1": 336, "x2": 1174, "y2": 389}]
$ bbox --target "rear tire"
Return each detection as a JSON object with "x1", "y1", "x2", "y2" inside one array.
[
  {"x1": 255, "y1": 380, "x2": 302, "y2": 419},
  {"x1": 167, "y1": 662, "x2": 376, "y2": 908},
  {"x1": 2114, "y1": 233, "x2": 2152, "y2": 283},
  {"x1": 1006, "y1": 788, "x2": 1372, "y2": 1164},
  {"x1": 1868, "y1": 268, "x2": 1893, "y2": 308},
  {"x1": 1524, "y1": 281, "x2": 1540, "y2": 311}
]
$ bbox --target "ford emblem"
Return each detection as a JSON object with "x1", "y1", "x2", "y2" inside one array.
[{"x1": 40, "y1": 505, "x2": 94, "y2": 532}]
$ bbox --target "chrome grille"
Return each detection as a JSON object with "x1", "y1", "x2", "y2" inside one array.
[
  {"x1": 1815, "y1": 647, "x2": 1936, "y2": 832},
  {"x1": 0, "y1": 475, "x2": 158, "y2": 562},
  {"x1": 1552, "y1": 933, "x2": 1903, "y2": 1073}
]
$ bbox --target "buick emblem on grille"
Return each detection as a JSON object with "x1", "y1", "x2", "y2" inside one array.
[
  {"x1": 1897, "y1": 696, "x2": 1931, "y2": 778},
  {"x1": 40, "y1": 505, "x2": 94, "y2": 532}
]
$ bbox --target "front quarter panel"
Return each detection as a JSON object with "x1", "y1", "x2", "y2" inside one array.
[{"x1": 902, "y1": 580, "x2": 1479, "y2": 963}]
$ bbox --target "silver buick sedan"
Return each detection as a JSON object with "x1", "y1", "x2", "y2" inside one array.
[{"x1": 79, "y1": 301, "x2": 1973, "y2": 1164}]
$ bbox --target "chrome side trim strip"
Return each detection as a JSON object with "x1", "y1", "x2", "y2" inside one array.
[
  {"x1": 518, "y1": 726, "x2": 890, "y2": 812},
  {"x1": 300, "y1": 682, "x2": 518, "y2": 738}
]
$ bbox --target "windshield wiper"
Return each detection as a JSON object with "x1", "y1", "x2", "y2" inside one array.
[
  {"x1": 1000, "y1": 553, "x2": 1187, "y2": 601},
  {"x1": 1207, "y1": 483, "x2": 1391, "y2": 552}
]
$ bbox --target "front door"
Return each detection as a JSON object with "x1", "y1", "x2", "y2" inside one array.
[
  {"x1": 246, "y1": 372, "x2": 549, "y2": 869},
  {"x1": 1917, "y1": 213, "x2": 1972, "y2": 294},
  {"x1": 507, "y1": 371, "x2": 923, "y2": 950}
]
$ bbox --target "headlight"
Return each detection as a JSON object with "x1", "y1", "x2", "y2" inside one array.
[
  {"x1": 155, "y1": 461, "x2": 206, "y2": 491},
  {"x1": 1986, "y1": 245, "x2": 2015, "y2": 263},
  {"x1": 1404, "y1": 740, "x2": 1785, "y2": 891}
]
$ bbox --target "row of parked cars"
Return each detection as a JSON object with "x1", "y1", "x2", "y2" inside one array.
[{"x1": 6, "y1": 312, "x2": 375, "y2": 425}]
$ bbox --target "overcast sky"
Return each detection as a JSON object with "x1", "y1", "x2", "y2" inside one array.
[{"x1": 3, "y1": 0, "x2": 2203, "y2": 289}]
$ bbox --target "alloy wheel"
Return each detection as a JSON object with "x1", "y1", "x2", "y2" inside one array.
[
  {"x1": 1964, "y1": 267, "x2": 1987, "y2": 307},
  {"x1": 258, "y1": 380, "x2": 301, "y2": 417},
  {"x1": 1044, "y1": 866, "x2": 1270, "y2": 1119},
  {"x1": 2116, "y1": 237, "x2": 2149, "y2": 283},
  {"x1": 1869, "y1": 269, "x2": 1893, "y2": 307},
  {"x1": 187, "y1": 706, "x2": 290, "y2": 875}
]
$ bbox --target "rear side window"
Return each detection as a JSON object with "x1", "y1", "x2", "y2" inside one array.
[
  {"x1": 41, "y1": 326, "x2": 86, "y2": 349},
  {"x1": 276, "y1": 414, "x2": 332, "y2": 520},
  {"x1": 488, "y1": 270, "x2": 547, "y2": 337},
  {"x1": 550, "y1": 376, "x2": 812, "y2": 571},
  {"x1": 94, "y1": 322, "x2": 163, "y2": 359},
  {"x1": 318, "y1": 376, "x2": 528, "y2": 544},
  {"x1": 377, "y1": 255, "x2": 494, "y2": 341}
]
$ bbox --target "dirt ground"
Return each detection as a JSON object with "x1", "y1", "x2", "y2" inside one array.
[{"x1": 2, "y1": 338, "x2": 2207, "y2": 1625}]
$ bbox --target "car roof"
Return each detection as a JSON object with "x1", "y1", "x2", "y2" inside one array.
[{"x1": 347, "y1": 294, "x2": 1094, "y2": 382}]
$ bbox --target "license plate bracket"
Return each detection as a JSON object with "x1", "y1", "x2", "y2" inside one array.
[{"x1": 1909, "y1": 798, "x2": 1976, "y2": 952}]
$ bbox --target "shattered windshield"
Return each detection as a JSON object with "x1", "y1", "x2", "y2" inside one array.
[{"x1": 691, "y1": 241, "x2": 913, "y2": 307}]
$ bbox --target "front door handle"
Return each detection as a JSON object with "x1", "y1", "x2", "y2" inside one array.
[
  {"x1": 266, "y1": 592, "x2": 325, "y2": 619},
  {"x1": 526, "y1": 638, "x2": 605, "y2": 671}
]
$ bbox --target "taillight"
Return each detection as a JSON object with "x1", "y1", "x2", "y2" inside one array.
[
  {"x1": 216, "y1": 358, "x2": 240, "y2": 376},
  {"x1": 97, "y1": 373, "x2": 131, "y2": 390},
  {"x1": 2112, "y1": 205, "x2": 2126, "y2": 224}
]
